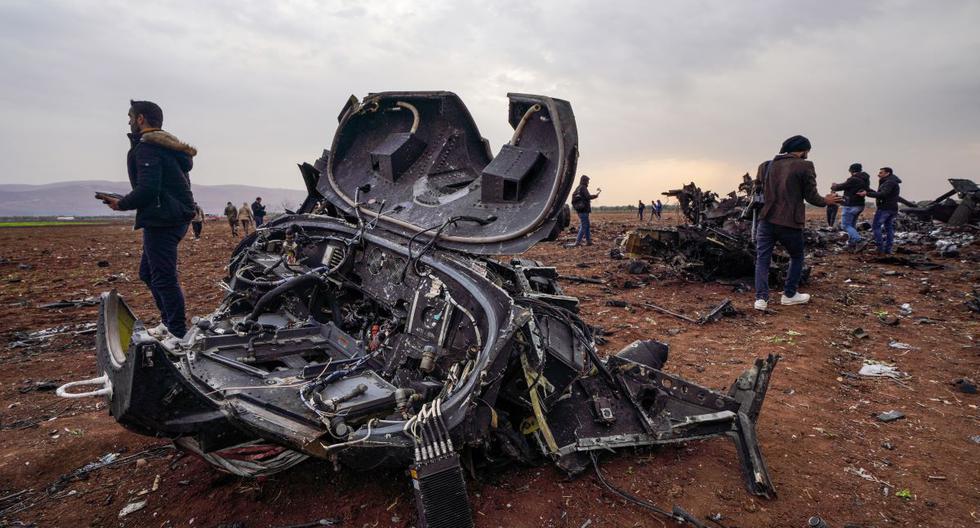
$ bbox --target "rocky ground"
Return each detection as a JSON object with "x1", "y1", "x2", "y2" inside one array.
[{"x1": 0, "y1": 211, "x2": 977, "y2": 528}]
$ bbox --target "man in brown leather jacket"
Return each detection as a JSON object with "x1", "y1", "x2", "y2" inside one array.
[{"x1": 753, "y1": 135, "x2": 842, "y2": 311}]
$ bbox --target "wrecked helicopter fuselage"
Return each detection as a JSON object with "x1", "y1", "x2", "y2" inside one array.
[{"x1": 60, "y1": 92, "x2": 778, "y2": 527}]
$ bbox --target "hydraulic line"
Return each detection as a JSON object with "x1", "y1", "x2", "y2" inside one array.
[
  {"x1": 245, "y1": 269, "x2": 325, "y2": 323},
  {"x1": 395, "y1": 101, "x2": 420, "y2": 134},
  {"x1": 509, "y1": 103, "x2": 542, "y2": 146}
]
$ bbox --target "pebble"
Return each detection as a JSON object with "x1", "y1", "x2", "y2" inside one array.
[{"x1": 877, "y1": 410, "x2": 905, "y2": 422}]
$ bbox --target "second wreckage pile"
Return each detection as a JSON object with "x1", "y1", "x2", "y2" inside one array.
[{"x1": 614, "y1": 176, "x2": 979, "y2": 282}]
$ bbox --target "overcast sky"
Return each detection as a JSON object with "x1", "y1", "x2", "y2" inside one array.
[{"x1": 1, "y1": 0, "x2": 977, "y2": 203}]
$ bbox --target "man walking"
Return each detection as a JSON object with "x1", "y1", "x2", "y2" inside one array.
[
  {"x1": 831, "y1": 163, "x2": 871, "y2": 250},
  {"x1": 239, "y1": 202, "x2": 254, "y2": 235},
  {"x1": 859, "y1": 167, "x2": 902, "y2": 255},
  {"x1": 251, "y1": 196, "x2": 266, "y2": 227},
  {"x1": 654, "y1": 199, "x2": 663, "y2": 220},
  {"x1": 568, "y1": 175, "x2": 600, "y2": 247},
  {"x1": 753, "y1": 135, "x2": 842, "y2": 311},
  {"x1": 191, "y1": 202, "x2": 205, "y2": 240},
  {"x1": 638, "y1": 200, "x2": 646, "y2": 221},
  {"x1": 224, "y1": 201, "x2": 239, "y2": 236},
  {"x1": 101, "y1": 100, "x2": 195, "y2": 338}
]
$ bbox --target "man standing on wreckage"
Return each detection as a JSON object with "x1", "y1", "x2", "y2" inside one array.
[
  {"x1": 752, "y1": 135, "x2": 843, "y2": 311},
  {"x1": 100, "y1": 100, "x2": 196, "y2": 338}
]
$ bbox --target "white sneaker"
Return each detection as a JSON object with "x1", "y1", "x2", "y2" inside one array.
[
  {"x1": 780, "y1": 292, "x2": 811, "y2": 305},
  {"x1": 753, "y1": 299, "x2": 768, "y2": 311},
  {"x1": 146, "y1": 323, "x2": 171, "y2": 338}
]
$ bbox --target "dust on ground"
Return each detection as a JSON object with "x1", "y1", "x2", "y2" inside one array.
[{"x1": 0, "y1": 211, "x2": 977, "y2": 528}]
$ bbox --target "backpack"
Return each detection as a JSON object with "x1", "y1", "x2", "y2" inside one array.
[{"x1": 571, "y1": 187, "x2": 588, "y2": 213}]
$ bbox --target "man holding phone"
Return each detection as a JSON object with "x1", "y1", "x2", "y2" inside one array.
[
  {"x1": 99, "y1": 100, "x2": 196, "y2": 338},
  {"x1": 568, "y1": 174, "x2": 601, "y2": 247}
]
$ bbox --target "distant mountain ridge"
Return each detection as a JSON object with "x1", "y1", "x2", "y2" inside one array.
[{"x1": 0, "y1": 180, "x2": 309, "y2": 217}]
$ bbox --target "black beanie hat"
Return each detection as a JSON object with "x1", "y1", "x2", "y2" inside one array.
[
  {"x1": 780, "y1": 135, "x2": 811, "y2": 153},
  {"x1": 848, "y1": 163, "x2": 862, "y2": 173}
]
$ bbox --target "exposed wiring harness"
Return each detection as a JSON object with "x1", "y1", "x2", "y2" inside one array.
[
  {"x1": 403, "y1": 399, "x2": 454, "y2": 462},
  {"x1": 399, "y1": 215, "x2": 496, "y2": 284},
  {"x1": 516, "y1": 296, "x2": 615, "y2": 385},
  {"x1": 175, "y1": 437, "x2": 308, "y2": 478}
]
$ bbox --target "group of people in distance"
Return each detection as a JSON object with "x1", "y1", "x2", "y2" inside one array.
[
  {"x1": 636, "y1": 199, "x2": 664, "y2": 222},
  {"x1": 223, "y1": 197, "x2": 266, "y2": 237}
]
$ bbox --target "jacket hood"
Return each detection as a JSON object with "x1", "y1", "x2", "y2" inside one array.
[
  {"x1": 882, "y1": 173, "x2": 901, "y2": 184},
  {"x1": 140, "y1": 130, "x2": 198, "y2": 157}
]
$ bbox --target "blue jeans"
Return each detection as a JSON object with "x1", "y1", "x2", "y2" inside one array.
[
  {"x1": 873, "y1": 209, "x2": 897, "y2": 254},
  {"x1": 841, "y1": 205, "x2": 864, "y2": 244},
  {"x1": 139, "y1": 224, "x2": 189, "y2": 337},
  {"x1": 754, "y1": 221, "x2": 805, "y2": 301},
  {"x1": 639, "y1": 209, "x2": 644, "y2": 221},
  {"x1": 575, "y1": 213, "x2": 591, "y2": 244},
  {"x1": 255, "y1": 215, "x2": 265, "y2": 227}
]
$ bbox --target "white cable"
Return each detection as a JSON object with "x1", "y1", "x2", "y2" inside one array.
[{"x1": 321, "y1": 418, "x2": 378, "y2": 453}]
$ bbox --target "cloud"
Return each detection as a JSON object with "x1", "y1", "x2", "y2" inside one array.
[{"x1": 0, "y1": 0, "x2": 977, "y2": 201}]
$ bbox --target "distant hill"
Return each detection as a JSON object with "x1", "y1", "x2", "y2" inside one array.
[{"x1": 0, "y1": 180, "x2": 309, "y2": 217}]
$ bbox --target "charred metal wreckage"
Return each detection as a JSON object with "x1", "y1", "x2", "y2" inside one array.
[
  {"x1": 617, "y1": 176, "x2": 809, "y2": 283},
  {"x1": 903, "y1": 179, "x2": 979, "y2": 226},
  {"x1": 60, "y1": 92, "x2": 778, "y2": 527}
]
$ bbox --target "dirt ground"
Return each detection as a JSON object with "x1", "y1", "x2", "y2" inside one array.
[{"x1": 0, "y1": 211, "x2": 977, "y2": 528}]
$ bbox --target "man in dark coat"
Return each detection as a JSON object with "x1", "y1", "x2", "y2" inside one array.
[
  {"x1": 859, "y1": 167, "x2": 902, "y2": 254},
  {"x1": 251, "y1": 197, "x2": 267, "y2": 227},
  {"x1": 637, "y1": 200, "x2": 645, "y2": 221},
  {"x1": 568, "y1": 175, "x2": 601, "y2": 247},
  {"x1": 831, "y1": 163, "x2": 871, "y2": 250},
  {"x1": 102, "y1": 100, "x2": 195, "y2": 338},
  {"x1": 753, "y1": 135, "x2": 842, "y2": 311}
]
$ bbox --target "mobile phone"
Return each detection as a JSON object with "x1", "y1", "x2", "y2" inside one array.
[{"x1": 95, "y1": 191, "x2": 123, "y2": 201}]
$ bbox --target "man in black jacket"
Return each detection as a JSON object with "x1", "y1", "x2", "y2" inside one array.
[
  {"x1": 251, "y1": 197, "x2": 266, "y2": 227},
  {"x1": 859, "y1": 167, "x2": 902, "y2": 255},
  {"x1": 831, "y1": 163, "x2": 871, "y2": 250},
  {"x1": 102, "y1": 100, "x2": 196, "y2": 338},
  {"x1": 568, "y1": 175, "x2": 601, "y2": 247}
]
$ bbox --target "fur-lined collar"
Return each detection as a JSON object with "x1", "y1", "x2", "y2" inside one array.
[{"x1": 141, "y1": 130, "x2": 197, "y2": 157}]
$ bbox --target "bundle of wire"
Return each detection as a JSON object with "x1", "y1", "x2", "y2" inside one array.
[
  {"x1": 403, "y1": 399, "x2": 454, "y2": 462},
  {"x1": 175, "y1": 437, "x2": 308, "y2": 478}
]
